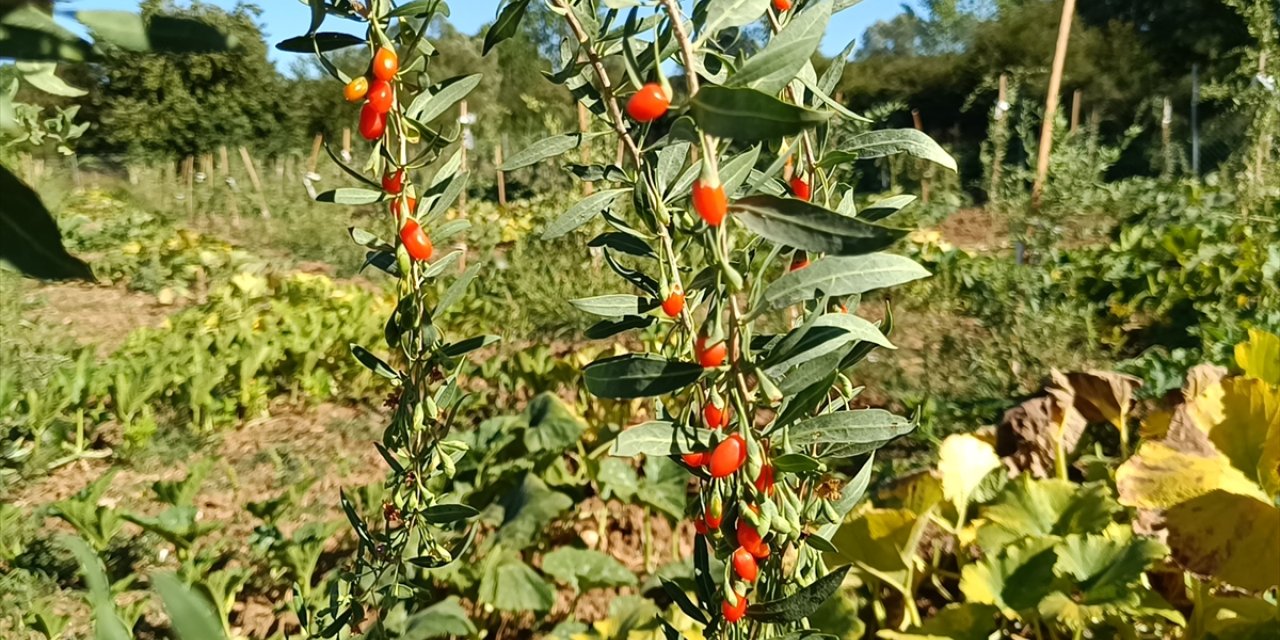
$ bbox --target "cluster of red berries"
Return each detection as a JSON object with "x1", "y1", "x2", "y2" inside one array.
[{"x1": 345, "y1": 46, "x2": 400, "y2": 141}]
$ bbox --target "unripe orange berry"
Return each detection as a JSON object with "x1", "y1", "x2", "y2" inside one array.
[
  {"x1": 400, "y1": 219, "x2": 432, "y2": 261},
  {"x1": 692, "y1": 179, "x2": 728, "y2": 227},
  {"x1": 359, "y1": 103, "x2": 386, "y2": 140},
  {"x1": 705, "y1": 497, "x2": 724, "y2": 529},
  {"x1": 789, "y1": 176, "x2": 811, "y2": 201},
  {"x1": 709, "y1": 434, "x2": 746, "y2": 478},
  {"x1": 626, "y1": 82, "x2": 671, "y2": 122},
  {"x1": 391, "y1": 196, "x2": 418, "y2": 218},
  {"x1": 732, "y1": 546, "x2": 759, "y2": 582},
  {"x1": 773, "y1": 0, "x2": 793, "y2": 11},
  {"x1": 722, "y1": 593, "x2": 748, "y2": 623},
  {"x1": 344, "y1": 76, "x2": 369, "y2": 103},
  {"x1": 662, "y1": 285, "x2": 685, "y2": 317},
  {"x1": 372, "y1": 46, "x2": 399, "y2": 82}
]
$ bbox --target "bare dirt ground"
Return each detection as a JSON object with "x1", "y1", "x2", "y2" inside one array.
[
  {"x1": 937, "y1": 207, "x2": 1008, "y2": 252},
  {"x1": 24, "y1": 282, "x2": 172, "y2": 356}
]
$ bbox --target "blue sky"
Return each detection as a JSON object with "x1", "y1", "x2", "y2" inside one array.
[{"x1": 59, "y1": 1, "x2": 911, "y2": 63}]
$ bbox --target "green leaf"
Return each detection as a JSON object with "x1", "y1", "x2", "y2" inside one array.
[
  {"x1": 542, "y1": 548, "x2": 637, "y2": 592},
  {"x1": 610, "y1": 421, "x2": 712, "y2": 457},
  {"x1": 17, "y1": 62, "x2": 85, "y2": 97},
  {"x1": 661, "y1": 578, "x2": 710, "y2": 624},
  {"x1": 407, "y1": 74, "x2": 483, "y2": 124},
  {"x1": 80, "y1": 11, "x2": 238, "y2": 53},
  {"x1": 763, "y1": 313, "x2": 894, "y2": 377},
  {"x1": 959, "y1": 537, "x2": 1060, "y2": 616},
  {"x1": 390, "y1": 0, "x2": 450, "y2": 18},
  {"x1": 691, "y1": 86, "x2": 829, "y2": 142},
  {"x1": 523, "y1": 393, "x2": 586, "y2": 454},
  {"x1": 422, "y1": 503, "x2": 480, "y2": 524},
  {"x1": 316, "y1": 188, "x2": 384, "y2": 205},
  {"x1": 570, "y1": 294, "x2": 657, "y2": 317},
  {"x1": 584, "y1": 354, "x2": 704, "y2": 399},
  {"x1": 502, "y1": 132, "x2": 596, "y2": 171},
  {"x1": 785, "y1": 409, "x2": 915, "y2": 457},
  {"x1": 732, "y1": 195, "x2": 907, "y2": 256},
  {"x1": 275, "y1": 31, "x2": 363, "y2": 53},
  {"x1": 437, "y1": 263, "x2": 481, "y2": 315},
  {"x1": 975, "y1": 478, "x2": 1121, "y2": 553},
  {"x1": 0, "y1": 7, "x2": 93, "y2": 63},
  {"x1": 483, "y1": 0, "x2": 532, "y2": 54},
  {"x1": 747, "y1": 566, "x2": 850, "y2": 623},
  {"x1": 821, "y1": 129, "x2": 957, "y2": 171},
  {"x1": 586, "y1": 315, "x2": 655, "y2": 340},
  {"x1": 152, "y1": 573, "x2": 226, "y2": 640},
  {"x1": 441, "y1": 335, "x2": 500, "y2": 357},
  {"x1": 772, "y1": 452, "x2": 822, "y2": 473},
  {"x1": 589, "y1": 232, "x2": 656, "y2": 258},
  {"x1": 479, "y1": 555, "x2": 556, "y2": 612},
  {"x1": 700, "y1": 0, "x2": 772, "y2": 36},
  {"x1": 543, "y1": 189, "x2": 631, "y2": 239},
  {"x1": 404, "y1": 597, "x2": 477, "y2": 638},
  {"x1": 495, "y1": 475, "x2": 573, "y2": 551},
  {"x1": 762, "y1": 253, "x2": 929, "y2": 309},
  {"x1": 350, "y1": 345, "x2": 400, "y2": 380},
  {"x1": 727, "y1": 0, "x2": 831, "y2": 95},
  {"x1": 878, "y1": 603, "x2": 999, "y2": 640},
  {"x1": 57, "y1": 536, "x2": 131, "y2": 640},
  {"x1": 0, "y1": 163, "x2": 93, "y2": 280},
  {"x1": 860, "y1": 194, "x2": 917, "y2": 221}
]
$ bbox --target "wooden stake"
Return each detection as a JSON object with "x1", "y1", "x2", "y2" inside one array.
[
  {"x1": 495, "y1": 140, "x2": 507, "y2": 207},
  {"x1": 342, "y1": 127, "x2": 352, "y2": 162},
  {"x1": 184, "y1": 155, "x2": 195, "y2": 216},
  {"x1": 1031, "y1": 0, "x2": 1078, "y2": 210},
  {"x1": 912, "y1": 108, "x2": 930, "y2": 204},
  {"x1": 1161, "y1": 96, "x2": 1174, "y2": 177},
  {"x1": 459, "y1": 100, "x2": 469, "y2": 213},
  {"x1": 308, "y1": 134, "x2": 323, "y2": 175},
  {"x1": 991, "y1": 74, "x2": 1009, "y2": 197},
  {"x1": 578, "y1": 102, "x2": 594, "y2": 195},
  {"x1": 1070, "y1": 89, "x2": 1082, "y2": 133},
  {"x1": 219, "y1": 146, "x2": 230, "y2": 177},
  {"x1": 239, "y1": 146, "x2": 270, "y2": 218}
]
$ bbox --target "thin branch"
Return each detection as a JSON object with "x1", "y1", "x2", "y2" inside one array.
[{"x1": 554, "y1": 0, "x2": 642, "y2": 163}]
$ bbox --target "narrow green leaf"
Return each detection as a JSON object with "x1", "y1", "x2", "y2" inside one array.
[
  {"x1": 785, "y1": 410, "x2": 915, "y2": 457},
  {"x1": 610, "y1": 421, "x2": 712, "y2": 457},
  {"x1": 483, "y1": 0, "x2": 533, "y2": 54},
  {"x1": 860, "y1": 195, "x2": 916, "y2": 222},
  {"x1": 822, "y1": 129, "x2": 957, "y2": 171},
  {"x1": 152, "y1": 573, "x2": 226, "y2": 640},
  {"x1": 502, "y1": 132, "x2": 596, "y2": 171},
  {"x1": 570, "y1": 294, "x2": 657, "y2": 317},
  {"x1": 80, "y1": 11, "x2": 238, "y2": 53},
  {"x1": 763, "y1": 253, "x2": 929, "y2": 308},
  {"x1": 747, "y1": 566, "x2": 851, "y2": 623},
  {"x1": 543, "y1": 188, "x2": 630, "y2": 239},
  {"x1": 350, "y1": 345, "x2": 400, "y2": 380},
  {"x1": 276, "y1": 32, "x2": 363, "y2": 53},
  {"x1": 727, "y1": 0, "x2": 830, "y2": 95},
  {"x1": 422, "y1": 503, "x2": 480, "y2": 524},
  {"x1": 691, "y1": 86, "x2": 829, "y2": 142},
  {"x1": 699, "y1": 0, "x2": 771, "y2": 37},
  {"x1": 316, "y1": 188, "x2": 384, "y2": 205},
  {"x1": 586, "y1": 316, "x2": 654, "y2": 340},
  {"x1": 585, "y1": 355, "x2": 705, "y2": 399},
  {"x1": 588, "y1": 232, "x2": 655, "y2": 258},
  {"x1": 0, "y1": 163, "x2": 93, "y2": 281},
  {"x1": 732, "y1": 195, "x2": 908, "y2": 255},
  {"x1": 407, "y1": 74, "x2": 483, "y2": 124}
]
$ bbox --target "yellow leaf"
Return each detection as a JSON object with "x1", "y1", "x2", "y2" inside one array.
[
  {"x1": 1115, "y1": 441, "x2": 1268, "y2": 510},
  {"x1": 1164, "y1": 489, "x2": 1280, "y2": 591},
  {"x1": 1235, "y1": 329, "x2": 1280, "y2": 385},
  {"x1": 937, "y1": 434, "x2": 1002, "y2": 509},
  {"x1": 1208, "y1": 377, "x2": 1280, "y2": 487},
  {"x1": 1186, "y1": 382, "x2": 1226, "y2": 433}
]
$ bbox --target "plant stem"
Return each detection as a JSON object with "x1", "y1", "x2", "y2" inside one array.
[{"x1": 553, "y1": 0, "x2": 642, "y2": 164}]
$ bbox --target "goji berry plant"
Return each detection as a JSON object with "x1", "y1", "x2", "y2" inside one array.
[
  {"x1": 487, "y1": 0, "x2": 953, "y2": 635},
  {"x1": 282, "y1": 1, "x2": 489, "y2": 634}
]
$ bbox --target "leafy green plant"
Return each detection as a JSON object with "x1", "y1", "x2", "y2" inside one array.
[{"x1": 483, "y1": 0, "x2": 947, "y2": 635}]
